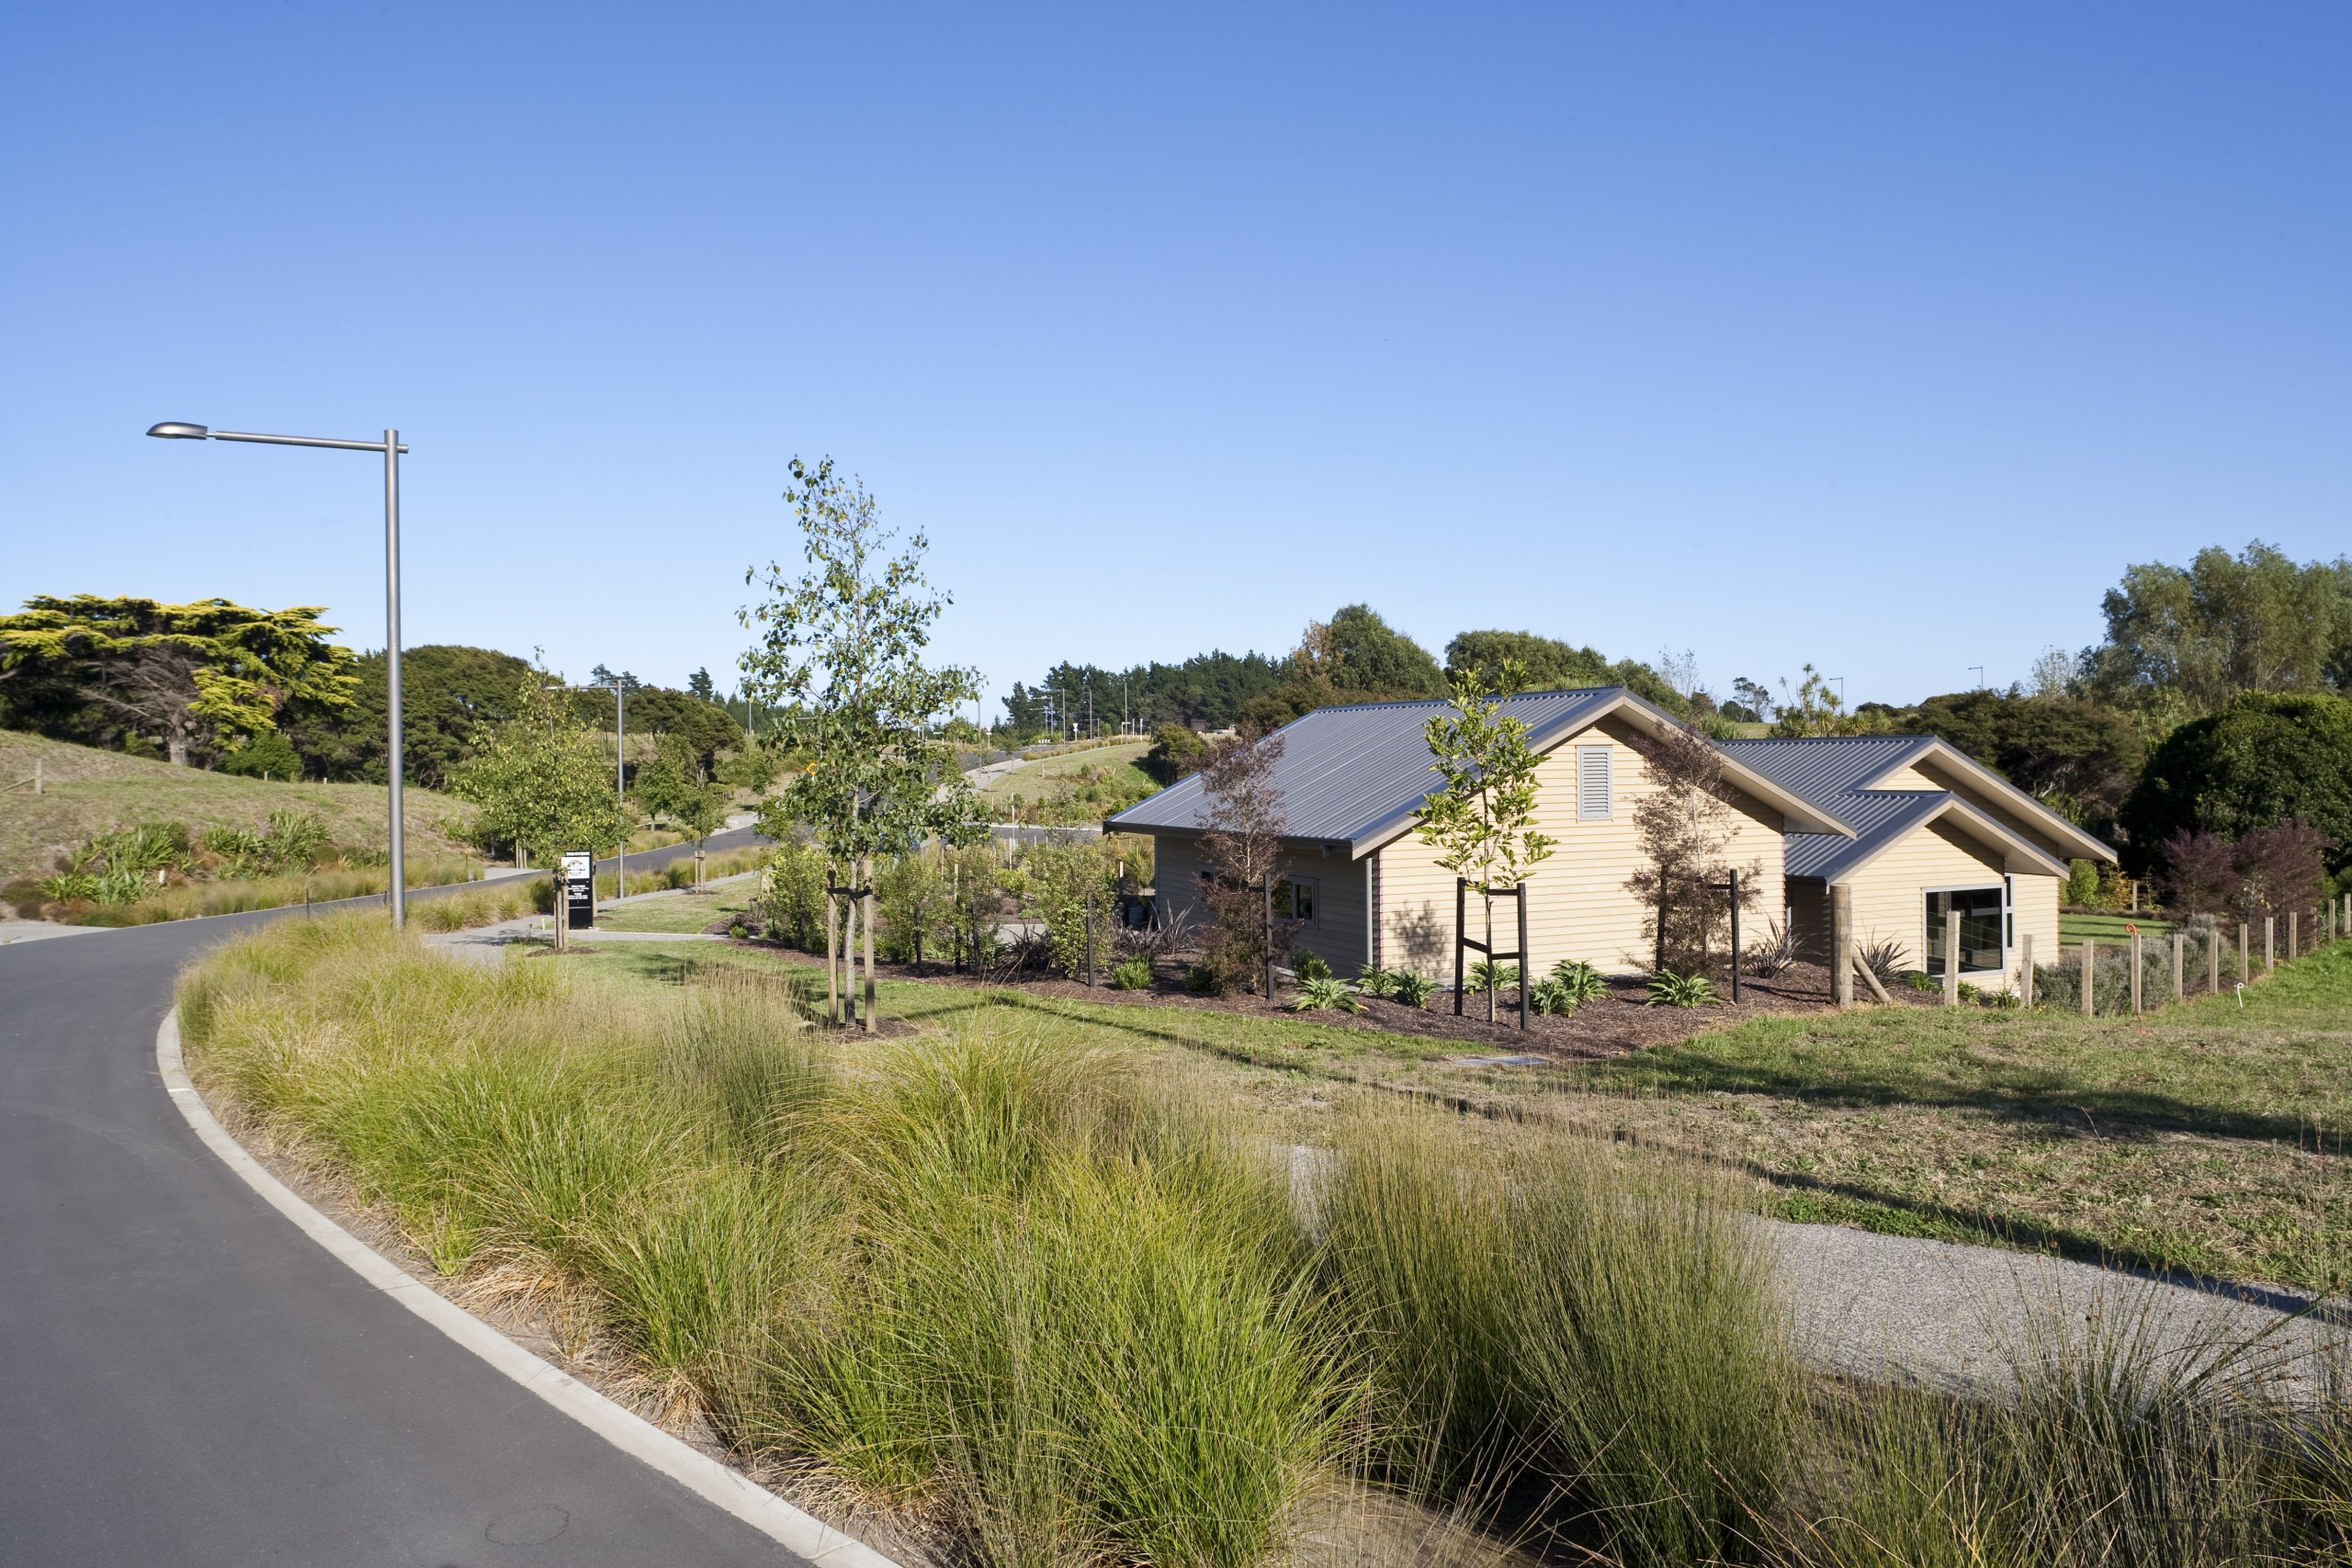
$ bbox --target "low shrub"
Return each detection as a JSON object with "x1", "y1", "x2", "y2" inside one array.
[
  {"x1": 1109, "y1": 954, "x2": 1153, "y2": 990},
  {"x1": 1293, "y1": 951, "x2": 1333, "y2": 984},
  {"x1": 1289, "y1": 976, "x2": 1360, "y2": 1013},
  {"x1": 1465, "y1": 960, "x2": 1520, "y2": 995},
  {"x1": 1646, "y1": 970, "x2": 1722, "y2": 1009},
  {"x1": 1390, "y1": 972, "x2": 1437, "y2": 1010}
]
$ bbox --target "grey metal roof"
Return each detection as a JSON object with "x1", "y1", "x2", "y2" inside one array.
[
  {"x1": 1715, "y1": 735, "x2": 1930, "y2": 800},
  {"x1": 1106, "y1": 687, "x2": 1625, "y2": 852},
  {"x1": 1782, "y1": 791, "x2": 1948, "y2": 880}
]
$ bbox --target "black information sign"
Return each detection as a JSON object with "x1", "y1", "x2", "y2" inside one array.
[{"x1": 562, "y1": 850, "x2": 594, "y2": 930}]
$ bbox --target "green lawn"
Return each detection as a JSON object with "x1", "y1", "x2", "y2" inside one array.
[
  {"x1": 1, "y1": 728, "x2": 475, "y2": 887},
  {"x1": 2060, "y1": 910, "x2": 2176, "y2": 942},
  {"x1": 593, "y1": 888, "x2": 754, "y2": 933},
  {"x1": 562, "y1": 933, "x2": 2352, "y2": 1292}
]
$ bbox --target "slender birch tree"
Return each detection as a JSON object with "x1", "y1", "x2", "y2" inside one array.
[
  {"x1": 740, "y1": 457, "x2": 982, "y2": 1029},
  {"x1": 1414, "y1": 659, "x2": 1555, "y2": 1021}
]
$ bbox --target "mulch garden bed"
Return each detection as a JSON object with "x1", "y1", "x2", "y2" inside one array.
[{"x1": 708, "y1": 913, "x2": 1933, "y2": 1057}]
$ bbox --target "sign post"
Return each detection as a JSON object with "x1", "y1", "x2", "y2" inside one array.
[{"x1": 561, "y1": 849, "x2": 594, "y2": 942}]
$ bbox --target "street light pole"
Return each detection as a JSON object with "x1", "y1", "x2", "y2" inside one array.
[
  {"x1": 147, "y1": 422, "x2": 410, "y2": 929},
  {"x1": 592, "y1": 677, "x2": 628, "y2": 898}
]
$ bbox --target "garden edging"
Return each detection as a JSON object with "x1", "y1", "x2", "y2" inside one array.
[{"x1": 154, "y1": 1007, "x2": 900, "y2": 1568}]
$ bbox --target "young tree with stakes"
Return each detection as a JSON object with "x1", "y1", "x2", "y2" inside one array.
[
  {"x1": 741, "y1": 457, "x2": 983, "y2": 1030},
  {"x1": 1195, "y1": 729, "x2": 1290, "y2": 996},
  {"x1": 1414, "y1": 660, "x2": 1555, "y2": 1023}
]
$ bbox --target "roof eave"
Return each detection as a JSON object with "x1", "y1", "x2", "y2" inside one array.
[
  {"x1": 1824, "y1": 796, "x2": 2072, "y2": 886},
  {"x1": 1874, "y1": 739, "x2": 2119, "y2": 864}
]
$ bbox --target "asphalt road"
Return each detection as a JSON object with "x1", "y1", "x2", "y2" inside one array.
[
  {"x1": 0, "y1": 893, "x2": 797, "y2": 1566},
  {"x1": 596, "y1": 823, "x2": 770, "y2": 881}
]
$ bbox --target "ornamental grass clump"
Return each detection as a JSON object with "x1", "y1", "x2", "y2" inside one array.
[{"x1": 1318, "y1": 1111, "x2": 1797, "y2": 1564}]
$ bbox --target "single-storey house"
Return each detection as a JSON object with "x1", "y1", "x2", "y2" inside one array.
[{"x1": 1105, "y1": 687, "x2": 2115, "y2": 989}]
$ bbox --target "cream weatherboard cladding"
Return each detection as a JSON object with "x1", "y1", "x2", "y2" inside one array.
[{"x1": 1372, "y1": 715, "x2": 1786, "y2": 978}]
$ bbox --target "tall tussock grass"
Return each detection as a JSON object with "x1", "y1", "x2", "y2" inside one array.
[
  {"x1": 178, "y1": 918, "x2": 2352, "y2": 1568},
  {"x1": 1319, "y1": 1115, "x2": 1793, "y2": 1566}
]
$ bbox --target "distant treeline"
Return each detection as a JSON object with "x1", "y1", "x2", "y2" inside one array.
[{"x1": 1003, "y1": 607, "x2": 1690, "y2": 739}]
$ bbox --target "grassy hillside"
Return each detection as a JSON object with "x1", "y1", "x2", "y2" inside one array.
[
  {"x1": 0, "y1": 729, "x2": 476, "y2": 888},
  {"x1": 976, "y1": 739, "x2": 1157, "y2": 824}
]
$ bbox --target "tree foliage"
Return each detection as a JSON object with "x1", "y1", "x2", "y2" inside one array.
[
  {"x1": 0, "y1": 594, "x2": 356, "y2": 767},
  {"x1": 1443, "y1": 629, "x2": 1690, "y2": 715},
  {"x1": 448, "y1": 670, "x2": 631, "y2": 864},
  {"x1": 1002, "y1": 649, "x2": 1289, "y2": 738},
  {"x1": 2086, "y1": 540, "x2": 2352, "y2": 726},
  {"x1": 1623, "y1": 723, "x2": 1760, "y2": 975},
  {"x1": 2120, "y1": 692, "x2": 2352, "y2": 874},
  {"x1": 283, "y1": 643, "x2": 532, "y2": 788},
  {"x1": 1319, "y1": 604, "x2": 1445, "y2": 698},
  {"x1": 594, "y1": 683, "x2": 743, "y2": 773},
  {"x1": 1893, "y1": 689, "x2": 2143, "y2": 836},
  {"x1": 1195, "y1": 731, "x2": 1290, "y2": 993},
  {"x1": 2157, "y1": 825, "x2": 2328, "y2": 920},
  {"x1": 636, "y1": 732, "x2": 729, "y2": 848}
]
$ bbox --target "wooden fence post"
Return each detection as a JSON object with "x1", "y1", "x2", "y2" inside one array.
[
  {"x1": 2241, "y1": 921, "x2": 2251, "y2": 985},
  {"x1": 1453, "y1": 878, "x2": 1467, "y2": 1017},
  {"x1": 1831, "y1": 884, "x2": 1854, "y2": 1008},
  {"x1": 2171, "y1": 932, "x2": 2184, "y2": 1004},
  {"x1": 2266, "y1": 916, "x2": 2276, "y2": 974},
  {"x1": 2020, "y1": 931, "x2": 2035, "y2": 1009},
  {"x1": 2290, "y1": 910, "x2": 2299, "y2": 961},
  {"x1": 2211, "y1": 928, "x2": 2221, "y2": 996},
  {"x1": 2082, "y1": 938, "x2": 2096, "y2": 1018},
  {"x1": 2132, "y1": 928, "x2": 2145, "y2": 1013},
  {"x1": 1943, "y1": 908, "x2": 1961, "y2": 1007}
]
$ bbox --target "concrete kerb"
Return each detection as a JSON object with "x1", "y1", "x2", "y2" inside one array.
[{"x1": 154, "y1": 1009, "x2": 899, "y2": 1568}]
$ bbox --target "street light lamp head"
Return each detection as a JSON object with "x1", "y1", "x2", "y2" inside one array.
[{"x1": 146, "y1": 422, "x2": 209, "y2": 440}]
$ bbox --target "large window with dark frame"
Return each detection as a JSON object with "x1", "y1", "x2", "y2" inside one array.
[{"x1": 1925, "y1": 886, "x2": 2005, "y2": 974}]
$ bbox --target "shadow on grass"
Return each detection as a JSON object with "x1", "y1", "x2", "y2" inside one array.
[{"x1": 1576, "y1": 1009, "x2": 2341, "y2": 1148}]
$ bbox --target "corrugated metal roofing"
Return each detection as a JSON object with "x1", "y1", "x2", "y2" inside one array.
[
  {"x1": 1781, "y1": 791, "x2": 1948, "y2": 880},
  {"x1": 1106, "y1": 687, "x2": 1624, "y2": 852},
  {"x1": 1715, "y1": 735, "x2": 1930, "y2": 800}
]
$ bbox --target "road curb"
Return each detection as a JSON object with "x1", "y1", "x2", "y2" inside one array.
[{"x1": 155, "y1": 1008, "x2": 899, "y2": 1568}]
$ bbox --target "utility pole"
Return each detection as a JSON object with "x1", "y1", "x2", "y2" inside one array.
[{"x1": 1970, "y1": 666, "x2": 1984, "y2": 691}]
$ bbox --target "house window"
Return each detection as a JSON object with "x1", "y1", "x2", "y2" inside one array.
[
  {"x1": 1274, "y1": 877, "x2": 1317, "y2": 922},
  {"x1": 1925, "y1": 887, "x2": 2005, "y2": 974},
  {"x1": 1577, "y1": 746, "x2": 1612, "y2": 821}
]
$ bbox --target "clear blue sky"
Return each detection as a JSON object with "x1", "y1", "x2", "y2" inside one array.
[{"x1": 4, "y1": 4, "x2": 2346, "y2": 716}]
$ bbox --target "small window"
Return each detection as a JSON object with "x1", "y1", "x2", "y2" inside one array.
[
  {"x1": 1577, "y1": 746, "x2": 1612, "y2": 821},
  {"x1": 1925, "y1": 888, "x2": 2005, "y2": 974},
  {"x1": 1274, "y1": 878, "x2": 1317, "y2": 922}
]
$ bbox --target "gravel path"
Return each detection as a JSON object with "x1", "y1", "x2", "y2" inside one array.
[{"x1": 1773, "y1": 1219, "x2": 2338, "y2": 1398}]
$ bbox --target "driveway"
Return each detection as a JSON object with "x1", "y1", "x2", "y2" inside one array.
[{"x1": 0, "y1": 897, "x2": 801, "y2": 1565}]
